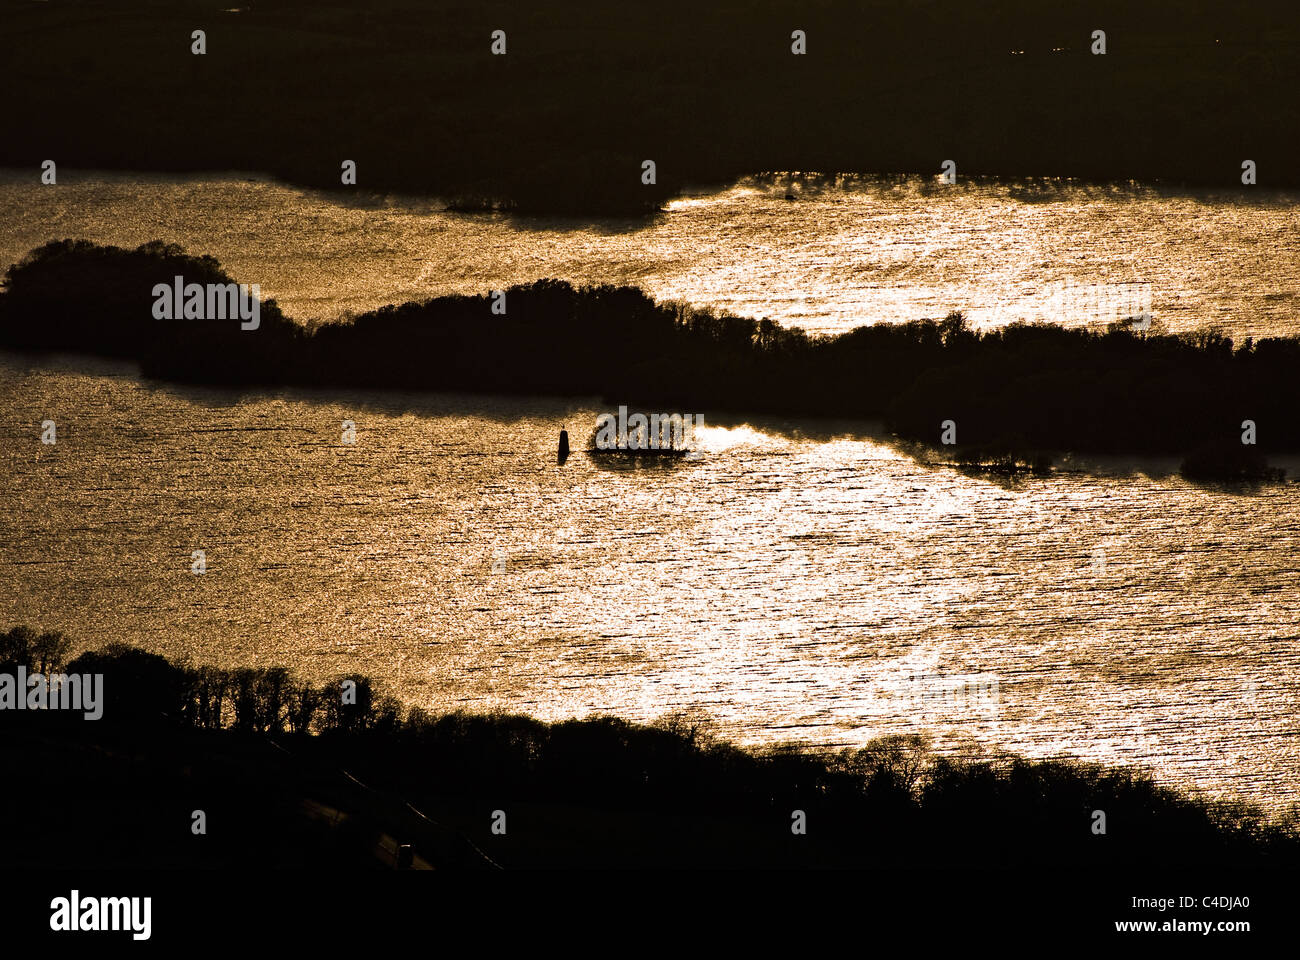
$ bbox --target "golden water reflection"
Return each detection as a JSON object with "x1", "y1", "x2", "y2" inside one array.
[{"x1": 2, "y1": 355, "x2": 1296, "y2": 814}]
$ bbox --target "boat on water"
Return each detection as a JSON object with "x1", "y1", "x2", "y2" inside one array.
[
  {"x1": 581, "y1": 408, "x2": 703, "y2": 459},
  {"x1": 588, "y1": 438, "x2": 696, "y2": 458},
  {"x1": 586, "y1": 425, "x2": 698, "y2": 458},
  {"x1": 555, "y1": 426, "x2": 696, "y2": 461}
]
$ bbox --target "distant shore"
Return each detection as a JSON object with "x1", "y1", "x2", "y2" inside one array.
[{"x1": 5, "y1": 0, "x2": 1296, "y2": 214}]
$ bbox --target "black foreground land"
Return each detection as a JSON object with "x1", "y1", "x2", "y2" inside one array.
[{"x1": 2, "y1": 630, "x2": 1295, "y2": 870}]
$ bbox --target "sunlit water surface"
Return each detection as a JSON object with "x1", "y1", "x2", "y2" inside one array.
[{"x1": 2, "y1": 355, "x2": 1297, "y2": 815}]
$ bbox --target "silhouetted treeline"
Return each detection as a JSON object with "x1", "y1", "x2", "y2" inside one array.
[
  {"x1": 47, "y1": 642, "x2": 401, "y2": 737},
  {"x1": 7, "y1": 625, "x2": 394, "y2": 736},
  {"x1": 5, "y1": 240, "x2": 1298, "y2": 458},
  {"x1": 0, "y1": 240, "x2": 304, "y2": 383},
  {"x1": 3, "y1": 0, "x2": 1297, "y2": 212},
  {"x1": 3, "y1": 633, "x2": 1295, "y2": 868},
  {"x1": 0, "y1": 624, "x2": 72, "y2": 675}
]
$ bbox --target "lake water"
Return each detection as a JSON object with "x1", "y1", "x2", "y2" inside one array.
[
  {"x1": 1, "y1": 171, "x2": 1298, "y2": 816},
  {"x1": 2, "y1": 352, "x2": 1298, "y2": 815},
  {"x1": 2, "y1": 170, "x2": 1299, "y2": 337}
]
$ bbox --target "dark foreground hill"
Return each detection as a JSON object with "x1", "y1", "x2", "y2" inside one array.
[{"x1": 2, "y1": 628, "x2": 1295, "y2": 869}]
